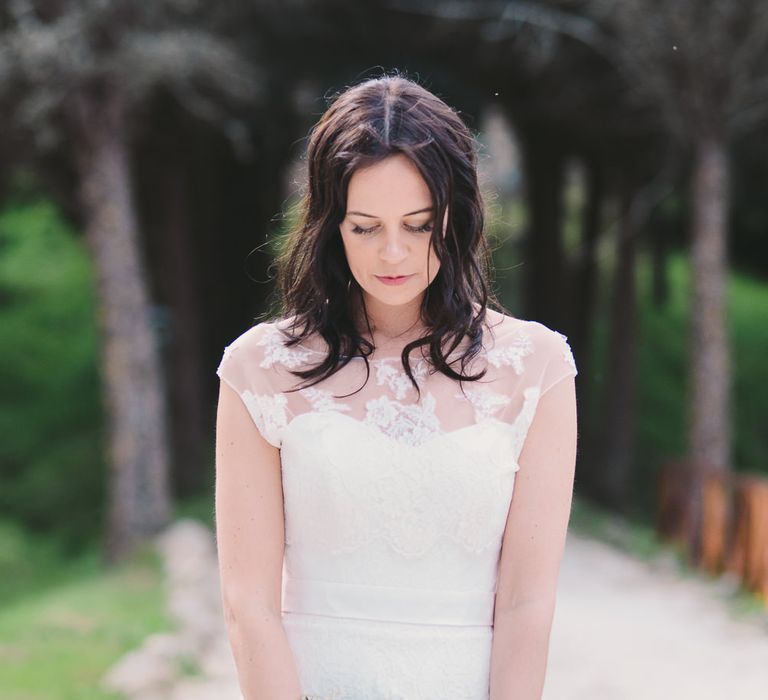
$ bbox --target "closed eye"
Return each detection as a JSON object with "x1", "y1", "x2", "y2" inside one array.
[{"x1": 351, "y1": 222, "x2": 434, "y2": 235}]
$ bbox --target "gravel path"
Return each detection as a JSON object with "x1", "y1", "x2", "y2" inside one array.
[
  {"x1": 102, "y1": 519, "x2": 768, "y2": 699},
  {"x1": 544, "y1": 531, "x2": 768, "y2": 700}
]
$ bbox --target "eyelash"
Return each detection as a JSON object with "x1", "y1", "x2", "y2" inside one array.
[{"x1": 350, "y1": 222, "x2": 434, "y2": 235}]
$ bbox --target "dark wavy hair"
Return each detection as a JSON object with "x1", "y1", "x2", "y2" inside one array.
[{"x1": 265, "y1": 71, "x2": 508, "y2": 400}]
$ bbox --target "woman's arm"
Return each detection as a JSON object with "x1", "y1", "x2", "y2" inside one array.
[
  {"x1": 489, "y1": 375, "x2": 578, "y2": 700},
  {"x1": 215, "y1": 379, "x2": 303, "y2": 699}
]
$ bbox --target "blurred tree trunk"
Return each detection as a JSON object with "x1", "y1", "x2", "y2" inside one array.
[
  {"x1": 689, "y1": 133, "x2": 730, "y2": 470},
  {"x1": 571, "y1": 154, "x2": 604, "y2": 493},
  {"x1": 160, "y1": 170, "x2": 208, "y2": 496},
  {"x1": 596, "y1": 177, "x2": 637, "y2": 509},
  {"x1": 686, "y1": 132, "x2": 731, "y2": 562},
  {"x1": 571, "y1": 155, "x2": 603, "y2": 376},
  {"x1": 519, "y1": 124, "x2": 567, "y2": 329},
  {"x1": 73, "y1": 89, "x2": 171, "y2": 563}
]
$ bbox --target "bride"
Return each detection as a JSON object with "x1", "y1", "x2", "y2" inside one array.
[{"x1": 215, "y1": 70, "x2": 578, "y2": 700}]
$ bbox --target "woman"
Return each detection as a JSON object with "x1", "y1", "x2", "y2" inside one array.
[{"x1": 215, "y1": 72, "x2": 578, "y2": 700}]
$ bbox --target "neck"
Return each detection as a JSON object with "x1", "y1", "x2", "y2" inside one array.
[{"x1": 351, "y1": 292, "x2": 426, "y2": 345}]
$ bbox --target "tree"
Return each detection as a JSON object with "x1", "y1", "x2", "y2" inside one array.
[
  {"x1": 586, "y1": 0, "x2": 768, "y2": 558},
  {"x1": 0, "y1": 0, "x2": 259, "y2": 562}
]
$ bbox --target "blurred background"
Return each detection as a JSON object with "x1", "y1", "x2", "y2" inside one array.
[{"x1": 1, "y1": 0, "x2": 767, "y2": 698}]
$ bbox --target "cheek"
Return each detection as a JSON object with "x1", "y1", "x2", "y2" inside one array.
[{"x1": 346, "y1": 241, "x2": 379, "y2": 276}]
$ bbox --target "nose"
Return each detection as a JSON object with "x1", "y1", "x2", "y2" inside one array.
[{"x1": 379, "y1": 228, "x2": 409, "y2": 263}]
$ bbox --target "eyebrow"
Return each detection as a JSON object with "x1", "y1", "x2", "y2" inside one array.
[{"x1": 346, "y1": 206, "x2": 435, "y2": 218}]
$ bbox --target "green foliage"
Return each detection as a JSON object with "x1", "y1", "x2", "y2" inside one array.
[
  {"x1": 0, "y1": 196, "x2": 105, "y2": 550},
  {"x1": 578, "y1": 249, "x2": 768, "y2": 521},
  {"x1": 728, "y1": 269, "x2": 768, "y2": 472},
  {"x1": 631, "y1": 251, "x2": 692, "y2": 514},
  {"x1": 634, "y1": 251, "x2": 768, "y2": 498},
  {"x1": 0, "y1": 518, "x2": 86, "y2": 606}
]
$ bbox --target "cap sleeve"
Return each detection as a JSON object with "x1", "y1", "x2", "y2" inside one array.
[
  {"x1": 539, "y1": 329, "x2": 578, "y2": 398},
  {"x1": 216, "y1": 323, "x2": 289, "y2": 449}
]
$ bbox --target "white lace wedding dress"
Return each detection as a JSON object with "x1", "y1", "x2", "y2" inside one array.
[{"x1": 216, "y1": 308, "x2": 577, "y2": 700}]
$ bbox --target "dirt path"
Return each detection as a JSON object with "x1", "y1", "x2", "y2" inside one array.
[
  {"x1": 103, "y1": 519, "x2": 768, "y2": 699},
  {"x1": 544, "y1": 531, "x2": 768, "y2": 700}
]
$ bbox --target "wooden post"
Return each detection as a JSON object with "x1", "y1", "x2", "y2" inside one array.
[
  {"x1": 657, "y1": 459, "x2": 689, "y2": 546},
  {"x1": 726, "y1": 476, "x2": 768, "y2": 602},
  {"x1": 699, "y1": 469, "x2": 730, "y2": 575}
]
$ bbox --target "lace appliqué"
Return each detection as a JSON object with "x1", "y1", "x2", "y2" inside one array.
[
  {"x1": 240, "y1": 390, "x2": 289, "y2": 447},
  {"x1": 363, "y1": 392, "x2": 442, "y2": 447},
  {"x1": 258, "y1": 324, "x2": 317, "y2": 369},
  {"x1": 457, "y1": 385, "x2": 512, "y2": 423},
  {"x1": 508, "y1": 386, "x2": 541, "y2": 460},
  {"x1": 218, "y1": 343, "x2": 236, "y2": 368},
  {"x1": 374, "y1": 357, "x2": 429, "y2": 400},
  {"x1": 554, "y1": 331, "x2": 577, "y2": 372},
  {"x1": 486, "y1": 328, "x2": 533, "y2": 374},
  {"x1": 300, "y1": 386, "x2": 354, "y2": 413}
]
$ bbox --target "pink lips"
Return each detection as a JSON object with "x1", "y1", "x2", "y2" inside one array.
[{"x1": 376, "y1": 274, "x2": 413, "y2": 286}]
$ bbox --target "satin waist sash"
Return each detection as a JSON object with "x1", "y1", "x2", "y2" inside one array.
[{"x1": 282, "y1": 576, "x2": 495, "y2": 627}]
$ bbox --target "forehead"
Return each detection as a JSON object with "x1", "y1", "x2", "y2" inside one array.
[{"x1": 346, "y1": 155, "x2": 432, "y2": 211}]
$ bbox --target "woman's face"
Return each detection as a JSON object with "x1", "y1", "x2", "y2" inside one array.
[{"x1": 339, "y1": 154, "x2": 447, "y2": 318}]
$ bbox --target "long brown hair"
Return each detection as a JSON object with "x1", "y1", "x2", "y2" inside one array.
[{"x1": 266, "y1": 71, "x2": 508, "y2": 399}]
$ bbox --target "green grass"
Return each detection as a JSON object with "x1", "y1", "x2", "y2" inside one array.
[
  {"x1": 0, "y1": 541, "x2": 171, "y2": 700},
  {"x1": 0, "y1": 491, "x2": 219, "y2": 699},
  {"x1": 0, "y1": 494, "x2": 218, "y2": 699}
]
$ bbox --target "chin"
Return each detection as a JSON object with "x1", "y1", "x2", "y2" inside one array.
[{"x1": 362, "y1": 284, "x2": 426, "y2": 304}]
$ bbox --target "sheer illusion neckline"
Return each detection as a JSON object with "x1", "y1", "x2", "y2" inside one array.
[
  {"x1": 297, "y1": 344, "x2": 430, "y2": 363},
  {"x1": 278, "y1": 308, "x2": 508, "y2": 363}
]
